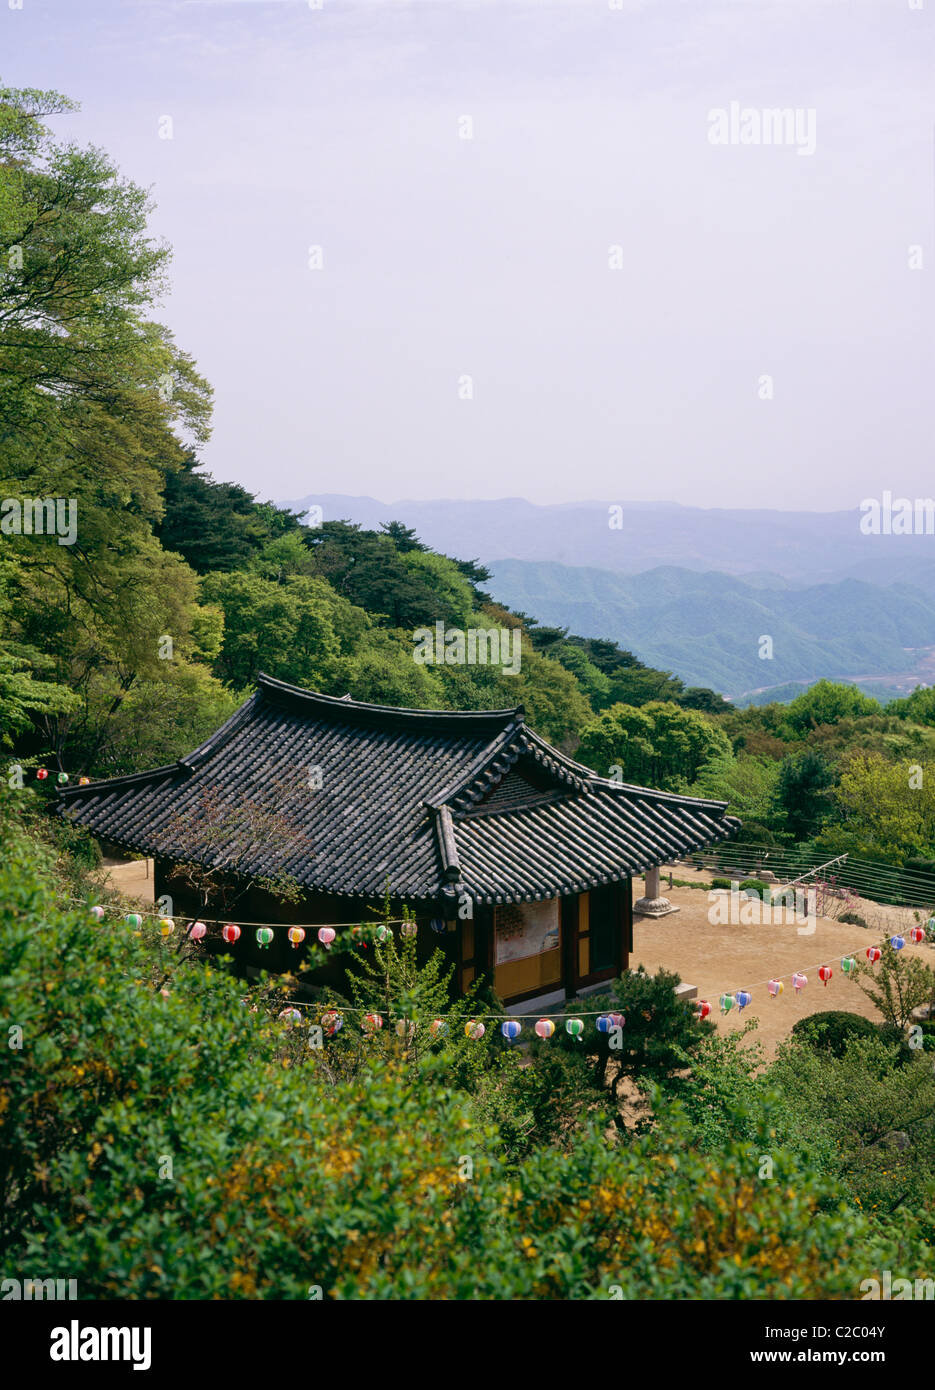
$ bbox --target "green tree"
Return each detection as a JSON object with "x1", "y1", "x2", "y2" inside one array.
[
  {"x1": 576, "y1": 701, "x2": 731, "y2": 790},
  {"x1": 774, "y1": 749, "x2": 836, "y2": 840}
]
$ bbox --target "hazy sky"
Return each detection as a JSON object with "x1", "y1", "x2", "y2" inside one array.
[{"x1": 5, "y1": 0, "x2": 934, "y2": 509}]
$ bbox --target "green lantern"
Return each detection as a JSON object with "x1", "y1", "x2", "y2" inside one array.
[
  {"x1": 841, "y1": 955, "x2": 857, "y2": 974},
  {"x1": 57, "y1": 771, "x2": 69, "y2": 785},
  {"x1": 565, "y1": 1018, "x2": 585, "y2": 1040},
  {"x1": 256, "y1": 927, "x2": 274, "y2": 949},
  {"x1": 125, "y1": 913, "x2": 143, "y2": 928}
]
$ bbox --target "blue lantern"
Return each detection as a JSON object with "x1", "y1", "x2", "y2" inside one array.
[{"x1": 501, "y1": 1019, "x2": 522, "y2": 1042}]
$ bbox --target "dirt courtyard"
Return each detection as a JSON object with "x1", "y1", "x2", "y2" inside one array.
[{"x1": 634, "y1": 874, "x2": 934, "y2": 1055}]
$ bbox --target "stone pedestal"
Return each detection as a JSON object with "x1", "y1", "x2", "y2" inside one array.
[{"x1": 633, "y1": 865, "x2": 680, "y2": 918}]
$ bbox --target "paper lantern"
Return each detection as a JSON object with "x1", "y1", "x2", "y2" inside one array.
[
  {"x1": 362, "y1": 1012, "x2": 383, "y2": 1033},
  {"x1": 222, "y1": 923, "x2": 241, "y2": 944},
  {"x1": 321, "y1": 1010, "x2": 343, "y2": 1037},
  {"x1": 694, "y1": 1000, "x2": 711, "y2": 1020},
  {"x1": 501, "y1": 1019, "x2": 522, "y2": 1041},
  {"x1": 534, "y1": 1018, "x2": 555, "y2": 1040},
  {"x1": 910, "y1": 926, "x2": 925, "y2": 944},
  {"x1": 791, "y1": 972, "x2": 807, "y2": 993},
  {"x1": 278, "y1": 1007, "x2": 302, "y2": 1024},
  {"x1": 565, "y1": 1018, "x2": 585, "y2": 1039},
  {"x1": 866, "y1": 946, "x2": 882, "y2": 964},
  {"x1": 350, "y1": 925, "x2": 369, "y2": 949},
  {"x1": 400, "y1": 922, "x2": 418, "y2": 938},
  {"x1": 158, "y1": 917, "x2": 174, "y2": 938},
  {"x1": 57, "y1": 772, "x2": 69, "y2": 785},
  {"x1": 767, "y1": 979, "x2": 783, "y2": 998},
  {"x1": 430, "y1": 918, "x2": 446, "y2": 934},
  {"x1": 395, "y1": 1018, "x2": 415, "y2": 1040},
  {"x1": 125, "y1": 913, "x2": 142, "y2": 928},
  {"x1": 317, "y1": 926, "x2": 336, "y2": 949},
  {"x1": 596, "y1": 1013, "x2": 624, "y2": 1033},
  {"x1": 36, "y1": 767, "x2": 48, "y2": 781},
  {"x1": 256, "y1": 927, "x2": 274, "y2": 949},
  {"x1": 890, "y1": 935, "x2": 905, "y2": 951},
  {"x1": 287, "y1": 926, "x2": 306, "y2": 949},
  {"x1": 735, "y1": 990, "x2": 752, "y2": 1011},
  {"x1": 841, "y1": 955, "x2": 857, "y2": 974},
  {"x1": 429, "y1": 1018, "x2": 447, "y2": 1038},
  {"x1": 719, "y1": 993, "x2": 734, "y2": 1013},
  {"x1": 374, "y1": 926, "x2": 389, "y2": 943},
  {"x1": 90, "y1": 905, "x2": 105, "y2": 921},
  {"x1": 188, "y1": 920, "x2": 207, "y2": 941},
  {"x1": 465, "y1": 1019, "x2": 485, "y2": 1039},
  {"x1": 818, "y1": 965, "x2": 832, "y2": 987},
  {"x1": 78, "y1": 776, "x2": 90, "y2": 786}
]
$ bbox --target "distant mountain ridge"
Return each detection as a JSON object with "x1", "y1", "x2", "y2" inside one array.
[
  {"x1": 485, "y1": 560, "x2": 935, "y2": 700},
  {"x1": 280, "y1": 493, "x2": 935, "y2": 700},
  {"x1": 282, "y1": 493, "x2": 935, "y2": 597}
]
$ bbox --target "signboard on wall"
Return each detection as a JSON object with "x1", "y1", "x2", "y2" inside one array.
[{"x1": 494, "y1": 898, "x2": 560, "y2": 965}]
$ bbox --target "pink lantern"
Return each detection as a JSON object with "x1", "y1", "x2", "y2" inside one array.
[
  {"x1": 222, "y1": 923, "x2": 241, "y2": 944},
  {"x1": 866, "y1": 946, "x2": 882, "y2": 964},
  {"x1": 90, "y1": 905, "x2": 105, "y2": 921},
  {"x1": 791, "y1": 972, "x2": 807, "y2": 993},
  {"x1": 317, "y1": 926, "x2": 336, "y2": 949},
  {"x1": 535, "y1": 1018, "x2": 555, "y2": 1040},
  {"x1": 400, "y1": 922, "x2": 418, "y2": 939},
  {"x1": 188, "y1": 920, "x2": 207, "y2": 941},
  {"x1": 818, "y1": 965, "x2": 832, "y2": 987},
  {"x1": 464, "y1": 1019, "x2": 485, "y2": 1039},
  {"x1": 287, "y1": 926, "x2": 306, "y2": 949},
  {"x1": 278, "y1": 1007, "x2": 302, "y2": 1024},
  {"x1": 767, "y1": 979, "x2": 783, "y2": 998}
]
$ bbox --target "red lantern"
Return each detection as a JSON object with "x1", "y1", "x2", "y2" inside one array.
[
  {"x1": 222, "y1": 923, "x2": 241, "y2": 944},
  {"x1": 36, "y1": 767, "x2": 48, "y2": 781},
  {"x1": 866, "y1": 946, "x2": 881, "y2": 964},
  {"x1": 910, "y1": 926, "x2": 925, "y2": 944},
  {"x1": 818, "y1": 965, "x2": 832, "y2": 987},
  {"x1": 695, "y1": 999, "x2": 711, "y2": 1020}
]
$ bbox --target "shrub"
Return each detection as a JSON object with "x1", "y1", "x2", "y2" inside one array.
[
  {"x1": 839, "y1": 910, "x2": 868, "y2": 928},
  {"x1": 710, "y1": 877, "x2": 732, "y2": 890},
  {"x1": 791, "y1": 1011, "x2": 879, "y2": 1057},
  {"x1": 738, "y1": 878, "x2": 769, "y2": 899}
]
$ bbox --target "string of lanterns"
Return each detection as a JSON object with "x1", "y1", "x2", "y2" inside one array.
[
  {"x1": 702, "y1": 933, "x2": 919, "y2": 1017},
  {"x1": 69, "y1": 895, "x2": 416, "y2": 933},
  {"x1": 84, "y1": 901, "x2": 927, "y2": 1032}
]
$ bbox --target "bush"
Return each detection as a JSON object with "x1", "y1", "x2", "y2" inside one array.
[
  {"x1": 711, "y1": 877, "x2": 732, "y2": 890},
  {"x1": 791, "y1": 1011, "x2": 880, "y2": 1057},
  {"x1": 839, "y1": 910, "x2": 869, "y2": 928},
  {"x1": 738, "y1": 878, "x2": 769, "y2": 899}
]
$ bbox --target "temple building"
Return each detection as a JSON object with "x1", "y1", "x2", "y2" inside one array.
[{"x1": 59, "y1": 673, "x2": 740, "y2": 1008}]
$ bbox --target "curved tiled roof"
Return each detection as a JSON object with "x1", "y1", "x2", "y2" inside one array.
[{"x1": 59, "y1": 672, "x2": 740, "y2": 905}]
